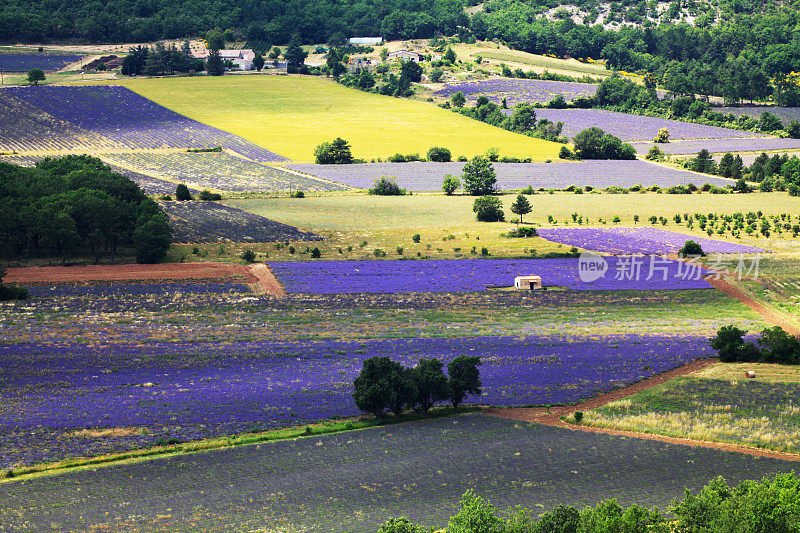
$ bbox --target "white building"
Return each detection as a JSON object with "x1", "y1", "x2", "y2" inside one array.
[
  {"x1": 349, "y1": 37, "x2": 383, "y2": 46},
  {"x1": 387, "y1": 50, "x2": 423, "y2": 62},
  {"x1": 219, "y1": 49, "x2": 256, "y2": 71}
]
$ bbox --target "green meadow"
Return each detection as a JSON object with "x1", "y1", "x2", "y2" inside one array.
[{"x1": 103, "y1": 76, "x2": 563, "y2": 161}]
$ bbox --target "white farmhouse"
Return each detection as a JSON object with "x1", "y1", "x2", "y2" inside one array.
[{"x1": 387, "y1": 50, "x2": 423, "y2": 62}]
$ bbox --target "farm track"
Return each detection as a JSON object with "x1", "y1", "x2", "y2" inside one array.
[
  {"x1": 707, "y1": 276, "x2": 800, "y2": 336},
  {"x1": 4, "y1": 262, "x2": 257, "y2": 284},
  {"x1": 487, "y1": 357, "x2": 800, "y2": 461}
]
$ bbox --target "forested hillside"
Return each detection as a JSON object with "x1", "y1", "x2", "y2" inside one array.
[{"x1": 1, "y1": 0, "x2": 799, "y2": 101}]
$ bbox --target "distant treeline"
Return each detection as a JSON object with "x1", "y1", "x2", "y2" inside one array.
[
  {"x1": 0, "y1": 156, "x2": 171, "y2": 264},
  {"x1": 3, "y1": 0, "x2": 800, "y2": 100}
]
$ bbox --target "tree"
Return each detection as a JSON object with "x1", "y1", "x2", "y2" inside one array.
[
  {"x1": 447, "y1": 490, "x2": 504, "y2": 533},
  {"x1": 353, "y1": 357, "x2": 412, "y2": 418},
  {"x1": 206, "y1": 48, "x2": 225, "y2": 76},
  {"x1": 678, "y1": 240, "x2": 704, "y2": 256},
  {"x1": 653, "y1": 128, "x2": 670, "y2": 143},
  {"x1": 451, "y1": 91, "x2": 466, "y2": 108},
  {"x1": 314, "y1": 137, "x2": 354, "y2": 164},
  {"x1": 447, "y1": 356, "x2": 482, "y2": 409},
  {"x1": 427, "y1": 146, "x2": 451, "y2": 162},
  {"x1": 284, "y1": 34, "x2": 308, "y2": 73},
  {"x1": 473, "y1": 196, "x2": 505, "y2": 222},
  {"x1": 429, "y1": 68, "x2": 444, "y2": 83},
  {"x1": 462, "y1": 156, "x2": 497, "y2": 195},
  {"x1": 175, "y1": 183, "x2": 192, "y2": 201},
  {"x1": 510, "y1": 194, "x2": 532, "y2": 223},
  {"x1": 368, "y1": 176, "x2": 406, "y2": 195},
  {"x1": 711, "y1": 325, "x2": 758, "y2": 362},
  {"x1": 27, "y1": 68, "x2": 45, "y2": 85},
  {"x1": 205, "y1": 28, "x2": 225, "y2": 51},
  {"x1": 759, "y1": 111, "x2": 784, "y2": 132},
  {"x1": 690, "y1": 149, "x2": 717, "y2": 174},
  {"x1": 443, "y1": 47, "x2": 456, "y2": 63},
  {"x1": 510, "y1": 103, "x2": 537, "y2": 132},
  {"x1": 400, "y1": 59, "x2": 422, "y2": 83},
  {"x1": 326, "y1": 47, "x2": 346, "y2": 78},
  {"x1": 377, "y1": 517, "x2": 427, "y2": 533},
  {"x1": 133, "y1": 213, "x2": 171, "y2": 263},
  {"x1": 757, "y1": 326, "x2": 800, "y2": 364},
  {"x1": 252, "y1": 53, "x2": 265, "y2": 71},
  {"x1": 573, "y1": 127, "x2": 636, "y2": 160},
  {"x1": 410, "y1": 358, "x2": 448, "y2": 412},
  {"x1": 442, "y1": 175, "x2": 460, "y2": 195}
]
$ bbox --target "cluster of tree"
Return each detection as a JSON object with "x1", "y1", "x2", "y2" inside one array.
[
  {"x1": 0, "y1": 267, "x2": 27, "y2": 301},
  {"x1": 121, "y1": 42, "x2": 204, "y2": 76},
  {"x1": 352, "y1": 355, "x2": 481, "y2": 418},
  {"x1": 0, "y1": 156, "x2": 171, "y2": 264},
  {"x1": 448, "y1": 98, "x2": 567, "y2": 144},
  {"x1": 559, "y1": 127, "x2": 637, "y2": 160},
  {"x1": 337, "y1": 59, "x2": 421, "y2": 97},
  {"x1": 712, "y1": 325, "x2": 800, "y2": 364},
  {"x1": 378, "y1": 472, "x2": 800, "y2": 533},
  {"x1": 682, "y1": 150, "x2": 800, "y2": 194},
  {"x1": 0, "y1": 0, "x2": 466, "y2": 45},
  {"x1": 314, "y1": 137, "x2": 356, "y2": 164}
]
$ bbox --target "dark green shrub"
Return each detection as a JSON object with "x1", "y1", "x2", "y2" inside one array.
[
  {"x1": 311, "y1": 247, "x2": 321, "y2": 258},
  {"x1": 198, "y1": 190, "x2": 222, "y2": 201},
  {"x1": 175, "y1": 183, "x2": 192, "y2": 201},
  {"x1": 369, "y1": 176, "x2": 406, "y2": 195},
  {"x1": 678, "y1": 240, "x2": 705, "y2": 256},
  {"x1": 240, "y1": 249, "x2": 256, "y2": 263},
  {"x1": 412, "y1": 233, "x2": 421, "y2": 243},
  {"x1": 473, "y1": 196, "x2": 504, "y2": 222},
  {"x1": 427, "y1": 146, "x2": 452, "y2": 162}
]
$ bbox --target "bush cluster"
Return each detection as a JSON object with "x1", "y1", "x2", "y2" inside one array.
[
  {"x1": 381, "y1": 473, "x2": 800, "y2": 532},
  {"x1": 368, "y1": 176, "x2": 407, "y2": 196},
  {"x1": 711, "y1": 325, "x2": 800, "y2": 364},
  {"x1": 352, "y1": 356, "x2": 481, "y2": 418}
]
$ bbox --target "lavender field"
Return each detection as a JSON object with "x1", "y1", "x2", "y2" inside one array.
[
  {"x1": 267, "y1": 258, "x2": 711, "y2": 293},
  {"x1": 0, "y1": 53, "x2": 82, "y2": 71},
  {"x1": 101, "y1": 152, "x2": 342, "y2": 193},
  {"x1": 1, "y1": 414, "x2": 793, "y2": 532},
  {"x1": 633, "y1": 137, "x2": 800, "y2": 155},
  {"x1": 538, "y1": 228, "x2": 766, "y2": 255},
  {"x1": 0, "y1": 334, "x2": 712, "y2": 468},
  {"x1": 0, "y1": 86, "x2": 287, "y2": 161},
  {"x1": 159, "y1": 201, "x2": 322, "y2": 243},
  {"x1": 715, "y1": 106, "x2": 800, "y2": 123},
  {"x1": 527, "y1": 108, "x2": 766, "y2": 142},
  {"x1": 433, "y1": 78, "x2": 599, "y2": 105},
  {"x1": 287, "y1": 160, "x2": 727, "y2": 191}
]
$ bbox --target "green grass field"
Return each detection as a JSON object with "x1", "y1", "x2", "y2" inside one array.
[
  {"x1": 227, "y1": 191, "x2": 800, "y2": 257},
  {"x1": 103, "y1": 76, "x2": 562, "y2": 161},
  {"x1": 583, "y1": 367, "x2": 800, "y2": 453}
]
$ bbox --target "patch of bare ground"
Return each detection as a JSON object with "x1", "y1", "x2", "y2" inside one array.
[
  {"x1": 4, "y1": 262, "x2": 256, "y2": 284},
  {"x1": 247, "y1": 263, "x2": 286, "y2": 296}
]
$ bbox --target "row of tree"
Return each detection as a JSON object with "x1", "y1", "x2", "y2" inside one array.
[
  {"x1": 379, "y1": 472, "x2": 800, "y2": 533},
  {"x1": 353, "y1": 355, "x2": 482, "y2": 418},
  {"x1": 0, "y1": 156, "x2": 171, "y2": 264},
  {"x1": 712, "y1": 325, "x2": 800, "y2": 364}
]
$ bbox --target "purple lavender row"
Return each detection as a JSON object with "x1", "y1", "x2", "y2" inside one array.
[
  {"x1": 0, "y1": 86, "x2": 288, "y2": 162},
  {"x1": 286, "y1": 160, "x2": 728, "y2": 191},
  {"x1": 0, "y1": 53, "x2": 83, "y2": 72},
  {"x1": 267, "y1": 258, "x2": 711, "y2": 294},
  {"x1": 26, "y1": 282, "x2": 251, "y2": 299},
  {"x1": 632, "y1": 137, "x2": 800, "y2": 155},
  {"x1": 537, "y1": 227, "x2": 765, "y2": 255},
  {"x1": 0, "y1": 334, "x2": 712, "y2": 467},
  {"x1": 434, "y1": 78, "x2": 599, "y2": 104},
  {"x1": 528, "y1": 108, "x2": 765, "y2": 142}
]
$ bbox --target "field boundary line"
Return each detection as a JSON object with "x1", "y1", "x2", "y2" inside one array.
[
  {"x1": 706, "y1": 275, "x2": 800, "y2": 335},
  {"x1": 248, "y1": 263, "x2": 286, "y2": 296},
  {"x1": 487, "y1": 357, "x2": 800, "y2": 461}
]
